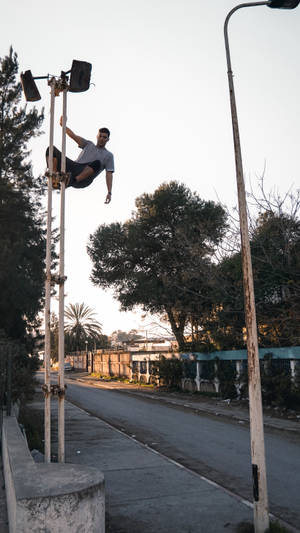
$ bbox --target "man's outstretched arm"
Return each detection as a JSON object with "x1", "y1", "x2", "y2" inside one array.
[
  {"x1": 104, "y1": 171, "x2": 113, "y2": 204},
  {"x1": 59, "y1": 116, "x2": 85, "y2": 147}
]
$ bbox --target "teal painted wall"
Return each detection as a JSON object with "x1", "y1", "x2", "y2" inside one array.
[{"x1": 181, "y1": 346, "x2": 300, "y2": 361}]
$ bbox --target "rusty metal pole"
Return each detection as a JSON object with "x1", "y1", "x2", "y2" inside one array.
[
  {"x1": 44, "y1": 79, "x2": 56, "y2": 463},
  {"x1": 58, "y1": 81, "x2": 68, "y2": 463},
  {"x1": 224, "y1": 3, "x2": 269, "y2": 532}
]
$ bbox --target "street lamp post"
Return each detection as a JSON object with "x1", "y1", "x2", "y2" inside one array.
[
  {"x1": 224, "y1": 1, "x2": 299, "y2": 531},
  {"x1": 21, "y1": 60, "x2": 92, "y2": 464}
]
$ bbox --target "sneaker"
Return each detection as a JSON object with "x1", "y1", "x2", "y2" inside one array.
[{"x1": 52, "y1": 173, "x2": 61, "y2": 190}]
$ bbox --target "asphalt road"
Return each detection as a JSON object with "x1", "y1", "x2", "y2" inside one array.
[{"x1": 64, "y1": 379, "x2": 300, "y2": 529}]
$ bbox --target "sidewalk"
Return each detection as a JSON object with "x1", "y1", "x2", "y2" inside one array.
[
  {"x1": 0, "y1": 453, "x2": 8, "y2": 533},
  {"x1": 45, "y1": 396, "x2": 254, "y2": 533},
  {"x1": 23, "y1": 380, "x2": 300, "y2": 533},
  {"x1": 68, "y1": 372, "x2": 300, "y2": 435}
]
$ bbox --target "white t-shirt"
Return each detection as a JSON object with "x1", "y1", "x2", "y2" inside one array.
[{"x1": 76, "y1": 139, "x2": 114, "y2": 175}]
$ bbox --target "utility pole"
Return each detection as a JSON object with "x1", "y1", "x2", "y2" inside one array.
[{"x1": 224, "y1": 1, "x2": 300, "y2": 530}]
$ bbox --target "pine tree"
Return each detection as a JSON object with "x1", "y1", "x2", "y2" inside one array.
[
  {"x1": 0, "y1": 47, "x2": 44, "y2": 192},
  {"x1": 0, "y1": 47, "x2": 45, "y2": 344}
]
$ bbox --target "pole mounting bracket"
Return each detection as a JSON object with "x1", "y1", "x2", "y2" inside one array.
[
  {"x1": 50, "y1": 273, "x2": 67, "y2": 286},
  {"x1": 41, "y1": 384, "x2": 51, "y2": 397},
  {"x1": 48, "y1": 76, "x2": 69, "y2": 95},
  {"x1": 50, "y1": 384, "x2": 67, "y2": 397}
]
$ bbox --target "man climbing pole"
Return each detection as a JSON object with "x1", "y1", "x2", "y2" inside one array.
[{"x1": 46, "y1": 117, "x2": 114, "y2": 203}]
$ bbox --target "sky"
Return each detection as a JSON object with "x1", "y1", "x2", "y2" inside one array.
[{"x1": 1, "y1": 0, "x2": 300, "y2": 337}]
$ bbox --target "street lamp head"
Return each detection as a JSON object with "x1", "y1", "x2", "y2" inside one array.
[
  {"x1": 69, "y1": 60, "x2": 92, "y2": 93},
  {"x1": 268, "y1": 0, "x2": 300, "y2": 8},
  {"x1": 20, "y1": 70, "x2": 41, "y2": 102}
]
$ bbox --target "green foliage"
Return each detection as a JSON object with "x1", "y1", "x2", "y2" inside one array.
[
  {"x1": 0, "y1": 335, "x2": 40, "y2": 405},
  {"x1": 215, "y1": 358, "x2": 237, "y2": 399},
  {"x1": 18, "y1": 403, "x2": 44, "y2": 452},
  {"x1": 236, "y1": 523, "x2": 254, "y2": 533},
  {"x1": 110, "y1": 329, "x2": 143, "y2": 347},
  {"x1": 200, "y1": 360, "x2": 216, "y2": 381},
  {"x1": 88, "y1": 181, "x2": 227, "y2": 349},
  {"x1": 64, "y1": 303, "x2": 103, "y2": 352},
  {"x1": 0, "y1": 47, "x2": 45, "y2": 403},
  {"x1": 0, "y1": 181, "x2": 46, "y2": 340},
  {"x1": 0, "y1": 47, "x2": 44, "y2": 191},
  {"x1": 151, "y1": 355, "x2": 183, "y2": 389},
  {"x1": 266, "y1": 520, "x2": 294, "y2": 533},
  {"x1": 0, "y1": 48, "x2": 45, "y2": 344},
  {"x1": 208, "y1": 254, "x2": 246, "y2": 350},
  {"x1": 236, "y1": 520, "x2": 294, "y2": 533},
  {"x1": 261, "y1": 354, "x2": 300, "y2": 409},
  {"x1": 50, "y1": 309, "x2": 110, "y2": 361},
  {"x1": 210, "y1": 204, "x2": 300, "y2": 350},
  {"x1": 251, "y1": 211, "x2": 300, "y2": 346}
]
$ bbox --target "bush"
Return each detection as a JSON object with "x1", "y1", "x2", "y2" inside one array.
[
  {"x1": 216, "y1": 358, "x2": 237, "y2": 399},
  {"x1": 151, "y1": 356, "x2": 183, "y2": 390},
  {"x1": 236, "y1": 520, "x2": 293, "y2": 533},
  {"x1": 261, "y1": 354, "x2": 300, "y2": 409},
  {"x1": 18, "y1": 403, "x2": 44, "y2": 453},
  {"x1": 0, "y1": 336, "x2": 40, "y2": 406}
]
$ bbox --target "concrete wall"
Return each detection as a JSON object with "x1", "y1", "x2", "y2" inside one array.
[
  {"x1": 2, "y1": 414, "x2": 105, "y2": 533},
  {"x1": 66, "y1": 350, "x2": 132, "y2": 378},
  {"x1": 67, "y1": 347, "x2": 300, "y2": 394}
]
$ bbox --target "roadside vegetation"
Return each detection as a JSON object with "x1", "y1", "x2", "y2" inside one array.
[
  {"x1": 150, "y1": 355, "x2": 300, "y2": 411},
  {"x1": 50, "y1": 304, "x2": 109, "y2": 362},
  {"x1": 88, "y1": 180, "x2": 300, "y2": 354},
  {"x1": 236, "y1": 520, "x2": 294, "y2": 533},
  {"x1": 0, "y1": 48, "x2": 45, "y2": 405},
  {"x1": 18, "y1": 397, "x2": 44, "y2": 453}
]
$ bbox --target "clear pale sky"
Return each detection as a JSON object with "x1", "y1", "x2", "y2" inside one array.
[{"x1": 1, "y1": 0, "x2": 299, "y2": 336}]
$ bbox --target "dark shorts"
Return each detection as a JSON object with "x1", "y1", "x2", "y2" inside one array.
[{"x1": 46, "y1": 146, "x2": 101, "y2": 189}]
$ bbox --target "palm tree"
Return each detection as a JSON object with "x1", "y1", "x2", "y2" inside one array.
[{"x1": 64, "y1": 303, "x2": 103, "y2": 351}]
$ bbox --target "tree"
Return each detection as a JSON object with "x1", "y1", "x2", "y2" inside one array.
[
  {"x1": 0, "y1": 47, "x2": 44, "y2": 192},
  {"x1": 208, "y1": 185, "x2": 300, "y2": 349},
  {"x1": 64, "y1": 303, "x2": 103, "y2": 351},
  {"x1": 151, "y1": 356, "x2": 183, "y2": 390},
  {"x1": 110, "y1": 329, "x2": 143, "y2": 347},
  {"x1": 50, "y1": 311, "x2": 109, "y2": 360},
  {"x1": 0, "y1": 181, "x2": 46, "y2": 340},
  {"x1": 251, "y1": 210, "x2": 300, "y2": 346},
  {"x1": 0, "y1": 334, "x2": 40, "y2": 405},
  {"x1": 0, "y1": 48, "x2": 45, "y2": 345},
  {"x1": 88, "y1": 181, "x2": 227, "y2": 349}
]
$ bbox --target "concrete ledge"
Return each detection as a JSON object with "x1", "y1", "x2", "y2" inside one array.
[{"x1": 2, "y1": 415, "x2": 105, "y2": 533}]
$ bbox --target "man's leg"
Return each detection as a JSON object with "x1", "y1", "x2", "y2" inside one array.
[
  {"x1": 74, "y1": 165, "x2": 95, "y2": 183},
  {"x1": 45, "y1": 148, "x2": 100, "y2": 189},
  {"x1": 46, "y1": 146, "x2": 61, "y2": 172},
  {"x1": 46, "y1": 146, "x2": 80, "y2": 188},
  {"x1": 69, "y1": 160, "x2": 101, "y2": 189}
]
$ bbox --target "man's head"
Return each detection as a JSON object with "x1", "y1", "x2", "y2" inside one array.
[{"x1": 97, "y1": 127, "x2": 110, "y2": 148}]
